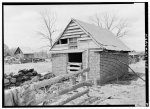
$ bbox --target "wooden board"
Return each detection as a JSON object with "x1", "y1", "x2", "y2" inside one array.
[
  {"x1": 62, "y1": 32, "x2": 85, "y2": 37},
  {"x1": 67, "y1": 26, "x2": 80, "y2": 30},
  {"x1": 64, "y1": 29, "x2": 83, "y2": 34},
  {"x1": 67, "y1": 66, "x2": 81, "y2": 70},
  {"x1": 68, "y1": 62, "x2": 82, "y2": 66}
]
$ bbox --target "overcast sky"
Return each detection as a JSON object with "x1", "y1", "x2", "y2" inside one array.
[{"x1": 4, "y1": 3, "x2": 145, "y2": 52}]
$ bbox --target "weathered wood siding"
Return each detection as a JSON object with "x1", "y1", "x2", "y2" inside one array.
[
  {"x1": 51, "y1": 20, "x2": 99, "y2": 51},
  {"x1": 99, "y1": 52, "x2": 128, "y2": 84},
  {"x1": 78, "y1": 39, "x2": 98, "y2": 49},
  {"x1": 52, "y1": 44, "x2": 68, "y2": 50},
  {"x1": 82, "y1": 51, "x2": 87, "y2": 70},
  {"x1": 52, "y1": 53, "x2": 68, "y2": 75}
]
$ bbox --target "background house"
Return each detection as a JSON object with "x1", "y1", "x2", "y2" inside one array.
[
  {"x1": 14, "y1": 47, "x2": 34, "y2": 59},
  {"x1": 50, "y1": 19, "x2": 130, "y2": 84},
  {"x1": 129, "y1": 51, "x2": 145, "y2": 64}
]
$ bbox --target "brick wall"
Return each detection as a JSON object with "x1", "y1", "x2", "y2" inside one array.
[
  {"x1": 99, "y1": 52, "x2": 128, "y2": 84},
  {"x1": 52, "y1": 53, "x2": 68, "y2": 76}
]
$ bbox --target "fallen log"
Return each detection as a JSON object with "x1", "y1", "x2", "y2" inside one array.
[
  {"x1": 4, "y1": 68, "x2": 90, "y2": 106},
  {"x1": 33, "y1": 68, "x2": 90, "y2": 90},
  {"x1": 77, "y1": 96, "x2": 100, "y2": 105},
  {"x1": 36, "y1": 80, "x2": 92, "y2": 105},
  {"x1": 50, "y1": 88, "x2": 89, "y2": 105}
]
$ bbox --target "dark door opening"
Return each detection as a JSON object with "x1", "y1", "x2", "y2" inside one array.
[
  {"x1": 68, "y1": 53, "x2": 82, "y2": 72},
  {"x1": 68, "y1": 53, "x2": 82, "y2": 63}
]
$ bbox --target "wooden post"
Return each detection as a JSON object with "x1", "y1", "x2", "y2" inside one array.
[
  {"x1": 86, "y1": 49, "x2": 89, "y2": 80},
  {"x1": 116, "y1": 73, "x2": 118, "y2": 83},
  {"x1": 70, "y1": 77, "x2": 76, "y2": 85},
  {"x1": 80, "y1": 73, "x2": 84, "y2": 82},
  {"x1": 93, "y1": 78, "x2": 97, "y2": 87}
]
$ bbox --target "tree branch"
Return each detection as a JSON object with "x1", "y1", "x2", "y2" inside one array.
[
  {"x1": 89, "y1": 12, "x2": 129, "y2": 38},
  {"x1": 37, "y1": 10, "x2": 57, "y2": 48}
]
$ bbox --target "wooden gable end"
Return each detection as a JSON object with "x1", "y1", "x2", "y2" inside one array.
[
  {"x1": 51, "y1": 20, "x2": 99, "y2": 51},
  {"x1": 60, "y1": 20, "x2": 89, "y2": 39},
  {"x1": 14, "y1": 47, "x2": 23, "y2": 55}
]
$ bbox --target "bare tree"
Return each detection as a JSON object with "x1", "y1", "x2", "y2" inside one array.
[
  {"x1": 37, "y1": 10, "x2": 57, "y2": 48},
  {"x1": 89, "y1": 12, "x2": 129, "y2": 38}
]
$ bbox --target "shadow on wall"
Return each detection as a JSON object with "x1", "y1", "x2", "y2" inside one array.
[{"x1": 100, "y1": 72, "x2": 145, "y2": 86}]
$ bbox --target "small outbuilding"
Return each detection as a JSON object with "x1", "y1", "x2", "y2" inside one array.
[
  {"x1": 50, "y1": 19, "x2": 130, "y2": 84},
  {"x1": 14, "y1": 47, "x2": 34, "y2": 59}
]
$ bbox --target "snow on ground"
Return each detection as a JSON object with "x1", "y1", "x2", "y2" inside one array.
[
  {"x1": 65, "y1": 60, "x2": 146, "y2": 106},
  {"x1": 83, "y1": 60, "x2": 146, "y2": 106},
  {"x1": 4, "y1": 62, "x2": 52, "y2": 75},
  {"x1": 4, "y1": 60, "x2": 146, "y2": 106}
]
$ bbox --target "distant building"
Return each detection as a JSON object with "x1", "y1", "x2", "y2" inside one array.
[
  {"x1": 129, "y1": 51, "x2": 145, "y2": 64},
  {"x1": 14, "y1": 47, "x2": 34, "y2": 59},
  {"x1": 50, "y1": 19, "x2": 130, "y2": 84}
]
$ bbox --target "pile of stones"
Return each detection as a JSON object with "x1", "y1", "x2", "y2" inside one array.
[{"x1": 4, "y1": 69, "x2": 56, "y2": 89}]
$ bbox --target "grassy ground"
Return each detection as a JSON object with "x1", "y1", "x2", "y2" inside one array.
[{"x1": 4, "y1": 62, "x2": 52, "y2": 75}]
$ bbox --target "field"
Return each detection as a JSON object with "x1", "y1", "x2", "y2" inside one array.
[
  {"x1": 4, "y1": 60, "x2": 146, "y2": 106},
  {"x1": 4, "y1": 62, "x2": 52, "y2": 75}
]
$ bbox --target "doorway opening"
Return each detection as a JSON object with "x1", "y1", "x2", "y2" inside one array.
[
  {"x1": 68, "y1": 53, "x2": 82, "y2": 63},
  {"x1": 68, "y1": 53, "x2": 82, "y2": 71}
]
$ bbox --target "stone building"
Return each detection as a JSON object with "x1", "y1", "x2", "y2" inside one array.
[{"x1": 50, "y1": 19, "x2": 130, "y2": 84}]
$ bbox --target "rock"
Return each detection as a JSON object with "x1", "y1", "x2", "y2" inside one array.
[
  {"x1": 9, "y1": 72, "x2": 14, "y2": 77},
  {"x1": 4, "y1": 83, "x2": 9, "y2": 87},
  {"x1": 4, "y1": 74, "x2": 8, "y2": 78},
  {"x1": 9, "y1": 84, "x2": 16, "y2": 87},
  {"x1": 18, "y1": 69, "x2": 28, "y2": 75},
  {"x1": 32, "y1": 71, "x2": 37, "y2": 76},
  {"x1": 17, "y1": 77, "x2": 23, "y2": 82},
  {"x1": 10, "y1": 78, "x2": 16, "y2": 83},
  {"x1": 31, "y1": 76, "x2": 40, "y2": 82},
  {"x1": 26, "y1": 72, "x2": 33, "y2": 76},
  {"x1": 107, "y1": 96, "x2": 113, "y2": 99},
  {"x1": 39, "y1": 76, "x2": 44, "y2": 81},
  {"x1": 37, "y1": 74, "x2": 42, "y2": 77},
  {"x1": 15, "y1": 82, "x2": 20, "y2": 86},
  {"x1": 28, "y1": 68, "x2": 34, "y2": 73},
  {"x1": 29, "y1": 76, "x2": 35, "y2": 80},
  {"x1": 23, "y1": 75, "x2": 30, "y2": 81},
  {"x1": 6, "y1": 76, "x2": 11, "y2": 79},
  {"x1": 4, "y1": 78, "x2": 10, "y2": 84},
  {"x1": 22, "y1": 81, "x2": 31, "y2": 86},
  {"x1": 44, "y1": 72, "x2": 55, "y2": 79},
  {"x1": 18, "y1": 71, "x2": 24, "y2": 76},
  {"x1": 13, "y1": 74, "x2": 19, "y2": 78}
]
